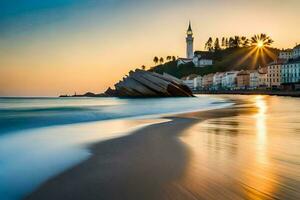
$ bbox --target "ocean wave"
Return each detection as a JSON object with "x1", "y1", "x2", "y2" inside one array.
[{"x1": 0, "y1": 96, "x2": 231, "y2": 135}]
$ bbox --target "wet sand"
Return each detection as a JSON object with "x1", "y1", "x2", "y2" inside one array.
[{"x1": 26, "y1": 95, "x2": 300, "y2": 200}]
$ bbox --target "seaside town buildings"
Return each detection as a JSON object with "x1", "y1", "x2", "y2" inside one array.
[
  {"x1": 202, "y1": 74, "x2": 214, "y2": 89},
  {"x1": 181, "y1": 74, "x2": 201, "y2": 90},
  {"x1": 213, "y1": 72, "x2": 225, "y2": 90},
  {"x1": 280, "y1": 45, "x2": 300, "y2": 89},
  {"x1": 221, "y1": 71, "x2": 239, "y2": 89},
  {"x1": 178, "y1": 23, "x2": 299, "y2": 91},
  {"x1": 249, "y1": 70, "x2": 260, "y2": 89},
  {"x1": 278, "y1": 49, "x2": 293, "y2": 60},
  {"x1": 236, "y1": 70, "x2": 250, "y2": 89},
  {"x1": 267, "y1": 61, "x2": 282, "y2": 88}
]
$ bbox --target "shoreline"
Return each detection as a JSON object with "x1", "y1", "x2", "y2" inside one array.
[
  {"x1": 25, "y1": 96, "x2": 300, "y2": 199},
  {"x1": 26, "y1": 117, "x2": 198, "y2": 200},
  {"x1": 194, "y1": 90, "x2": 300, "y2": 97},
  {"x1": 26, "y1": 101, "x2": 245, "y2": 200}
]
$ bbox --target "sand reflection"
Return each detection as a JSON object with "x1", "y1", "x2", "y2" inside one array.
[{"x1": 176, "y1": 95, "x2": 300, "y2": 199}]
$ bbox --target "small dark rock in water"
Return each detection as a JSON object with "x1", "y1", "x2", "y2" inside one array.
[
  {"x1": 105, "y1": 69, "x2": 194, "y2": 97},
  {"x1": 59, "y1": 92, "x2": 109, "y2": 98}
]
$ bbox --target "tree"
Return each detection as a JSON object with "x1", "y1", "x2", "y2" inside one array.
[
  {"x1": 214, "y1": 38, "x2": 221, "y2": 50},
  {"x1": 153, "y1": 56, "x2": 159, "y2": 65},
  {"x1": 159, "y1": 57, "x2": 164, "y2": 64},
  {"x1": 229, "y1": 37, "x2": 234, "y2": 48},
  {"x1": 166, "y1": 56, "x2": 172, "y2": 61},
  {"x1": 233, "y1": 36, "x2": 241, "y2": 47},
  {"x1": 141, "y1": 65, "x2": 146, "y2": 70},
  {"x1": 205, "y1": 37, "x2": 213, "y2": 51},
  {"x1": 225, "y1": 38, "x2": 229, "y2": 48},
  {"x1": 251, "y1": 33, "x2": 274, "y2": 47},
  {"x1": 221, "y1": 37, "x2": 225, "y2": 48},
  {"x1": 172, "y1": 56, "x2": 176, "y2": 61},
  {"x1": 228, "y1": 36, "x2": 241, "y2": 48},
  {"x1": 240, "y1": 36, "x2": 250, "y2": 47}
]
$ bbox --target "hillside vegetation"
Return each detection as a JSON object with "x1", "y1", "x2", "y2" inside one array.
[{"x1": 149, "y1": 47, "x2": 280, "y2": 79}]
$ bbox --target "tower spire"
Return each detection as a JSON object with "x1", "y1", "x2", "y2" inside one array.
[
  {"x1": 186, "y1": 21, "x2": 194, "y2": 59},
  {"x1": 188, "y1": 20, "x2": 192, "y2": 32}
]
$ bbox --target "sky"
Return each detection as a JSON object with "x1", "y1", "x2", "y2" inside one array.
[{"x1": 0, "y1": 0, "x2": 299, "y2": 96}]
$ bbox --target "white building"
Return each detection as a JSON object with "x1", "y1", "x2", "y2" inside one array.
[
  {"x1": 181, "y1": 74, "x2": 202, "y2": 90},
  {"x1": 213, "y1": 72, "x2": 225, "y2": 89},
  {"x1": 193, "y1": 51, "x2": 213, "y2": 67},
  {"x1": 221, "y1": 71, "x2": 239, "y2": 89},
  {"x1": 193, "y1": 76, "x2": 203, "y2": 90},
  {"x1": 249, "y1": 70, "x2": 260, "y2": 89},
  {"x1": 292, "y1": 44, "x2": 300, "y2": 59},
  {"x1": 279, "y1": 49, "x2": 293, "y2": 60},
  {"x1": 281, "y1": 60, "x2": 300, "y2": 85},
  {"x1": 177, "y1": 58, "x2": 193, "y2": 66}
]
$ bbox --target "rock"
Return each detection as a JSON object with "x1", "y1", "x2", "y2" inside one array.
[{"x1": 105, "y1": 69, "x2": 194, "y2": 97}]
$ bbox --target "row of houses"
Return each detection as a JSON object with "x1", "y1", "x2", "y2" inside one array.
[
  {"x1": 182, "y1": 44, "x2": 300, "y2": 91},
  {"x1": 182, "y1": 68, "x2": 268, "y2": 91}
]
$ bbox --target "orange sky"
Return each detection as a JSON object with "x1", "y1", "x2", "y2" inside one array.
[{"x1": 0, "y1": 0, "x2": 299, "y2": 96}]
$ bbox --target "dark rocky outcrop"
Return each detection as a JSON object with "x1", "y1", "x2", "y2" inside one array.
[{"x1": 105, "y1": 69, "x2": 194, "y2": 97}]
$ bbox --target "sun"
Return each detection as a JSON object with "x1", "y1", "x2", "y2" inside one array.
[{"x1": 257, "y1": 40, "x2": 264, "y2": 48}]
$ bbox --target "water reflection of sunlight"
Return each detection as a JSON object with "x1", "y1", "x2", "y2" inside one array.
[
  {"x1": 246, "y1": 95, "x2": 277, "y2": 199},
  {"x1": 255, "y1": 95, "x2": 267, "y2": 158}
]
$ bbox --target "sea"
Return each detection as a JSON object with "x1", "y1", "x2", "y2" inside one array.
[{"x1": 0, "y1": 96, "x2": 231, "y2": 200}]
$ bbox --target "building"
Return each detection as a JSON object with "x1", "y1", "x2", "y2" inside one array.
[
  {"x1": 258, "y1": 67, "x2": 268, "y2": 88},
  {"x1": 178, "y1": 22, "x2": 214, "y2": 67},
  {"x1": 221, "y1": 71, "x2": 238, "y2": 89},
  {"x1": 292, "y1": 44, "x2": 300, "y2": 59},
  {"x1": 237, "y1": 70, "x2": 250, "y2": 89},
  {"x1": 202, "y1": 73, "x2": 214, "y2": 89},
  {"x1": 279, "y1": 49, "x2": 293, "y2": 60},
  {"x1": 193, "y1": 51, "x2": 213, "y2": 67},
  {"x1": 249, "y1": 70, "x2": 260, "y2": 89},
  {"x1": 281, "y1": 58, "x2": 300, "y2": 90},
  {"x1": 267, "y1": 60, "x2": 283, "y2": 88},
  {"x1": 193, "y1": 76, "x2": 203, "y2": 90},
  {"x1": 186, "y1": 21, "x2": 194, "y2": 59},
  {"x1": 213, "y1": 72, "x2": 225, "y2": 90},
  {"x1": 181, "y1": 74, "x2": 202, "y2": 90},
  {"x1": 177, "y1": 22, "x2": 194, "y2": 66},
  {"x1": 177, "y1": 58, "x2": 193, "y2": 66}
]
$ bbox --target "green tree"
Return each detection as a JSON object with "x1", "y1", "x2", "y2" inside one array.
[
  {"x1": 172, "y1": 56, "x2": 176, "y2": 61},
  {"x1": 221, "y1": 37, "x2": 225, "y2": 48},
  {"x1": 141, "y1": 65, "x2": 146, "y2": 70},
  {"x1": 225, "y1": 38, "x2": 229, "y2": 48},
  {"x1": 205, "y1": 37, "x2": 213, "y2": 51},
  {"x1": 153, "y1": 56, "x2": 159, "y2": 65},
  {"x1": 240, "y1": 36, "x2": 250, "y2": 47},
  {"x1": 214, "y1": 38, "x2": 221, "y2": 50},
  {"x1": 166, "y1": 56, "x2": 171, "y2": 61},
  {"x1": 159, "y1": 57, "x2": 164, "y2": 64}
]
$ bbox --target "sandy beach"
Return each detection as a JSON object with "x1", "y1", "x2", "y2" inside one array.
[{"x1": 26, "y1": 95, "x2": 300, "y2": 200}]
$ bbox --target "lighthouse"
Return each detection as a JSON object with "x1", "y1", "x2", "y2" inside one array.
[{"x1": 186, "y1": 21, "x2": 194, "y2": 59}]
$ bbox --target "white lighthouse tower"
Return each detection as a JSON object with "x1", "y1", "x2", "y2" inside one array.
[{"x1": 186, "y1": 21, "x2": 194, "y2": 59}]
